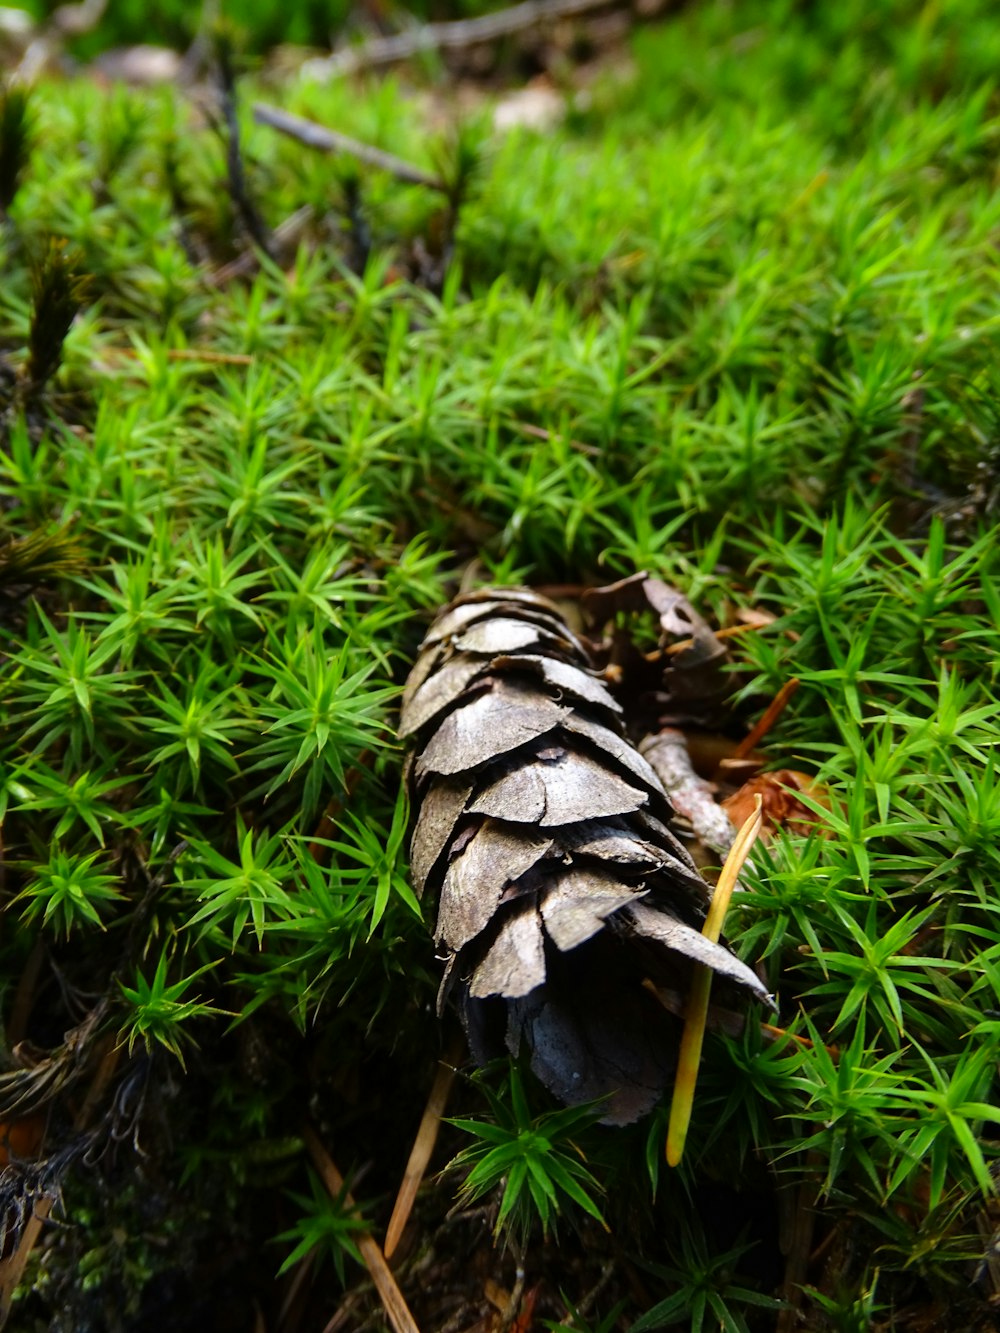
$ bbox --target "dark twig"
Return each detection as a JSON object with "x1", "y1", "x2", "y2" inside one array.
[
  {"x1": 776, "y1": 1166, "x2": 820, "y2": 1333},
  {"x1": 512, "y1": 419, "x2": 600, "y2": 458},
  {"x1": 574, "y1": 1260, "x2": 616, "y2": 1320},
  {"x1": 252, "y1": 104, "x2": 447, "y2": 193},
  {"x1": 0, "y1": 1035, "x2": 121, "y2": 1327},
  {"x1": 216, "y1": 36, "x2": 274, "y2": 259},
  {"x1": 304, "y1": 0, "x2": 631, "y2": 80},
  {"x1": 7, "y1": 939, "x2": 45, "y2": 1047},
  {"x1": 343, "y1": 175, "x2": 371, "y2": 274}
]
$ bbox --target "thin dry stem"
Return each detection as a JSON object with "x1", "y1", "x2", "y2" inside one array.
[
  {"x1": 384, "y1": 1049, "x2": 459, "y2": 1260},
  {"x1": 733, "y1": 677, "x2": 800, "y2": 760},
  {"x1": 303, "y1": 0, "x2": 628, "y2": 80},
  {"x1": 301, "y1": 1122, "x2": 421, "y2": 1333},
  {"x1": 666, "y1": 794, "x2": 763, "y2": 1166},
  {"x1": 252, "y1": 104, "x2": 446, "y2": 193}
]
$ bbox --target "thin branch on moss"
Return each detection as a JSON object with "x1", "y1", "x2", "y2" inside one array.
[
  {"x1": 216, "y1": 33, "x2": 274, "y2": 259},
  {"x1": 253, "y1": 103, "x2": 447, "y2": 193},
  {"x1": 304, "y1": 0, "x2": 633, "y2": 80}
]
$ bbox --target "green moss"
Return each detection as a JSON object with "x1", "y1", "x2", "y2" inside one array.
[{"x1": 1, "y1": 2, "x2": 999, "y2": 1327}]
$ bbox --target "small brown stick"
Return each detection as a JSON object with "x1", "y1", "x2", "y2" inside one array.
[
  {"x1": 318, "y1": 1285, "x2": 370, "y2": 1333},
  {"x1": 776, "y1": 1165, "x2": 821, "y2": 1333},
  {"x1": 100, "y1": 347, "x2": 255, "y2": 366},
  {"x1": 0, "y1": 1199, "x2": 52, "y2": 1323},
  {"x1": 73, "y1": 1036, "x2": 120, "y2": 1126},
  {"x1": 760, "y1": 1023, "x2": 838, "y2": 1058},
  {"x1": 510, "y1": 421, "x2": 600, "y2": 458},
  {"x1": 664, "y1": 622, "x2": 758, "y2": 656},
  {"x1": 733, "y1": 677, "x2": 800, "y2": 760},
  {"x1": 667, "y1": 796, "x2": 763, "y2": 1166},
  {"x1": 573, "y1": 1260, "x2": 616, "y2": 1321},
  {"x1": 7, "y1": 939, "x2": 45, "y2": 1047},
  {"x1": 384, "y1": 1048, "x2": 459, "y2": 1260},
  {"x1": 277, "y1": 1249, "x2": 316, "y2": 1333},
  {"x1": 641, "y1": 729, "x2": 735, "y2": 854},
  {"x1": 644, "y1": 984, "x2": 838, "y2": 1057},
  {"x1": 303, "y1": 0, "x2": 628, "y2": 80},
  {"x1": 302, "y1": 1122, "x2": 421, "y2": 1333},
  {"x1": 164, "y1": 348, "x2": 254, "y2": 364},
  {"x1": 496, "y1": 1264, "x2": 527, "y2": 1333},
  {"x1": 319, "y1": 1287, "x2": 368, "y2": 1333},
  {"x1": 252, "y1": 104, "x2": 447, "y2": 193}
]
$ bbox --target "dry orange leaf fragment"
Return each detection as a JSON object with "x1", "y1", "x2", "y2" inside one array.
[{"x1": 722, "y1": 769, "x2": 830, "y2": 841}]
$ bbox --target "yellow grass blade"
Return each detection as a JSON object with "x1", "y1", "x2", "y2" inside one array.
[{"x1": 667, "y1": 794, "x2": 763, "y2": 1167}]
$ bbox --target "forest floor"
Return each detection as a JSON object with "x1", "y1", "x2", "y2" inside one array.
[{"x1": 1, "y1": 0, "x2": 1000, "y2": 1329}]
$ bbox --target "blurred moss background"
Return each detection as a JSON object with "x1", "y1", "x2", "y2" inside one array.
[{"x1": 9, "y1": 0, "x2": 501, "y2": 56}]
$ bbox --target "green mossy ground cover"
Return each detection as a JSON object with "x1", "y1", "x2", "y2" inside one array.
[{"x1": 1, "y1": 0, "x2": 1000, "y2": 1327}]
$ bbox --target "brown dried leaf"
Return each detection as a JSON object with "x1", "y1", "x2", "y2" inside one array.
[
  {"x1": 469, "y1": 908, "x2": 546, "y2": 999},
  {"x1": 469, "y1": 747, "x2": 649, "y2": 825},
  {"x1": 541, "y1": 868, "x2": 645, "y2": 952},
  {"x1": 409, "y1": 778, "x2": 473, "y2": 895},
  {"x1": 416, "y1": 679, "x2": 569, "y2": 778},
  {"x1": 581, "y1": 572, "x2": 729, "y2": 714},
  {"x1": 436, "y1": 823, "x2": 554, "y2": 951},
  {"x1": 643, "y1": 578, "x2": 722, "y2": 659},
  {"x1": 580, "y1": 570, "x2": 650, "y2": 622},
  {"x1": 581, "y1": 570, "x2": 718, "y2": 649},
  {"x1": 721, "y1": 769, "x2": 830, "y2": 840}
]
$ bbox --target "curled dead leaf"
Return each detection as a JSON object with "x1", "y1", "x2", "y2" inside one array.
[{"x1": 721, "y1": 769, "x2": 830, "y2": 840}]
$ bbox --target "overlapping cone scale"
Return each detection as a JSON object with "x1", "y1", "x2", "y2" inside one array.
[{"x1": 401, "y1": 586, "x2": 771, "y2": 1125}]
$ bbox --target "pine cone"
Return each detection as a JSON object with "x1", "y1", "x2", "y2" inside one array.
[{"x1": 401, "y1": 586, "x2": 771, "y2": 1125}]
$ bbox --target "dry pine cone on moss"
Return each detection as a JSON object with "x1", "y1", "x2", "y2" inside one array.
[{"x1": 400, "y1": 586, "x2": 771, "y2": 1125}]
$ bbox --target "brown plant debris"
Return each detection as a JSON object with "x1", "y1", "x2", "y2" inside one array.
[
  {"x1": 23, "y1": 241, "x2": 91, "y2": 401},
  {"x1": 252, "y1": 103, "x2": 448, "y2": 193},
  {"x1": 722, "y1": 768, "x2": 831, "y2": 842},
  {"x1": 401, "y1": 585, "x2": 772, "y2": 1126},
  {"x1": 302, "y1": 1123, "x2": 421, "y2": 1333}
]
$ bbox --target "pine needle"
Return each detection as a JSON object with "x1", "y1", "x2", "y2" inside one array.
[{"x1": 667, "y1": 794, "x2": 764, "y2": 1167}]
